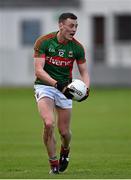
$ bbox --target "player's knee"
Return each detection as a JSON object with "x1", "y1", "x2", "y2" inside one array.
[
  {"x1": 59, "y1": 129, "x2": 71, "y2": 138},
  {"x1": 43, "y1": 122, "x2": 54, "y2": 144},
  {"x1": 44, "y1": 121, "x2": 54, "y2": 131}
]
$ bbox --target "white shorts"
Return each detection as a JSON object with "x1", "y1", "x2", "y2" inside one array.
[{"x1": 34, "y1": 84, "x2": 72, "y2": 109}]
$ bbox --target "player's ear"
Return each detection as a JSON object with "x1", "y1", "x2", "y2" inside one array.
[{"x1": 59, "y1": 22, "x2": 63, "y2": 30}]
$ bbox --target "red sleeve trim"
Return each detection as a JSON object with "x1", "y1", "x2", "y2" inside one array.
[
  {"x1": 76, "y1": 59, "x2": 86, "y2": 64},
  {"x1": 33, "y1": 54, "x2": 45, "y2": 59}
]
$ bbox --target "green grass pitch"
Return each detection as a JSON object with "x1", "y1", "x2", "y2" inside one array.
[{"x1": 0, "y1": 87, "x2": 131, "y2": 179}]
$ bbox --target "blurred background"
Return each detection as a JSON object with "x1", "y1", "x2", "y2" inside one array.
[
  {"x1": 0, "y1": 0, "x2": 131, "y2": 87},
  {"x1": 0, "y1": 1, "x2": 131, "y2": 179}
]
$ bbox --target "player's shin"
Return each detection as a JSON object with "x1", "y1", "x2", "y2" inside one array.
[{"x1": 59, "y1": 131, "x2": 71, "y2": 172}]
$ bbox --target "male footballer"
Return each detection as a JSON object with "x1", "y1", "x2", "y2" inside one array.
[{"x1": 34, "y1": 12, "x2": 90, "y2": 174}]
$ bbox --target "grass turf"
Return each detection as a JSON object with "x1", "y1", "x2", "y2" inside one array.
[{"x1": 0, "y1": 87, "x2": 131, "y2": 179}]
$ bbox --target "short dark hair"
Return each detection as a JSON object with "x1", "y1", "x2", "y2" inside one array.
[{"x1": 59, "y1": 13, "x2": 77, "y2": 23}]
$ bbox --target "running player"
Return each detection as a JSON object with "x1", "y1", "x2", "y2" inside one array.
[{"x1": 34, "y1": 12, "x2": 90, "y2": 174}]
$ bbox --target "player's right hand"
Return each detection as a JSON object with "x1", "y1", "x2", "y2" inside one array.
[
  {"x1": 78, "y1": 88, "x2": 90, "y2": 102},
  {"x1": 55, "y1": 81, "x2": 74, "y2": 99}
]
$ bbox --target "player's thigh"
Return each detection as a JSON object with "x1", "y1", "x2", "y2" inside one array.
[
  {"x1": 37, "y1": 97, "x2": 55, "y2": 125},
  {"x1": 56, "y1": 107, "x2": 72, "y2": 131}
]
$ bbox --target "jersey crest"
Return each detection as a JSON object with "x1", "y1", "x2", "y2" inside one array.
[{"x1": 58, "y1": 49, "x2": 65, "y2": 57}]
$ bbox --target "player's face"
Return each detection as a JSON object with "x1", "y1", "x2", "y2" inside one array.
[{"x1": 59, "y1": 18, "x2": 78, "y2": 41}]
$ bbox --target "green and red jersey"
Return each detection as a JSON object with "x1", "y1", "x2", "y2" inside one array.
[{"x1": 34, "y1": 31, "x2": 86, "y2": 85}]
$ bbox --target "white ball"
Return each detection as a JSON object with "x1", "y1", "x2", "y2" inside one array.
[{"x1": 68, "y1": 79, "x2": 87, "y2": 101}]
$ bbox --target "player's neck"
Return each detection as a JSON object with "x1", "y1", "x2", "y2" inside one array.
[{"x1": 57, "y1": 31, "x2": 68, "y2": 44}]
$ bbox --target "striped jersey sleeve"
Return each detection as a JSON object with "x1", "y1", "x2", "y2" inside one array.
[
  {"x1": 34, "y1": 33, "x2": 56, "y2": 58},
  {"x1": 34, "y1": 35, "x2": 47, "y2": 58},
  {"x1": 73, "y1": 38, "x2": 86, "y2": 64}
]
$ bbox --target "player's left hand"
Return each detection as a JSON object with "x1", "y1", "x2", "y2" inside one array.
[
  {"x1": 63, "y1": 87, "x2": 74, "y2": 99},
  {"x1": 78, "y1": 88, "x2": 90, "y2": 102},
  {"x1": 55, "y1": 81, "x2": 74, "y2": 99}
]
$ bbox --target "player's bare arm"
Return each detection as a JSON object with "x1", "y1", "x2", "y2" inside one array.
[
  {"x1": 77, "y1": 62, "x2": 90, "y2": 101},
  {"x1": 34, "y1": 57, "x2": 57, "y2": 86},
  {"x1": 77, "y1": 62, "x2": 90, "y2": 88},
  {"x1": 34, "y1": 57, "x2": 73, "y2": 99}
]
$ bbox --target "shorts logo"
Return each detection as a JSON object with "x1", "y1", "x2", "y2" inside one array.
[{"x1": 36, "y1": 92, "x2": 39, "y2": 99}]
